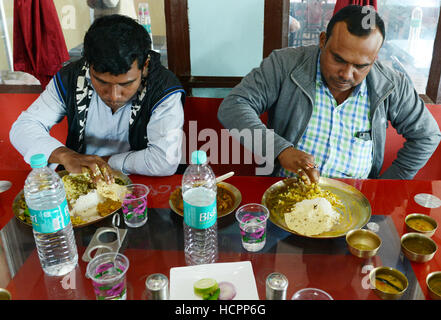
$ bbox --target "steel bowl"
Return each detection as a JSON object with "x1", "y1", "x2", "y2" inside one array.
[
  {"x1": 405, "y1": 213, "x2": 437, "y2": 237},
  {"x1": 369, "y1": 267, "x2": 408, "y2": 300},
  {"x1": 0, "y1": 288, "x2": 11, "y2": 300},
  {"x1": 426, "y1": 271, "x2": 441, "y2": 300},
  {"x1": 346, "y1": 229, "x2": 381, "y2": 258},
  {"x1": 401, "y1": 233, "x2": 437, "y2": 263}
]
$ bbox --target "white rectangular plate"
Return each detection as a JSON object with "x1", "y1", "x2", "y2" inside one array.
[{"x1": 169, "y1": 261, "x2": 259, "y2": 300}]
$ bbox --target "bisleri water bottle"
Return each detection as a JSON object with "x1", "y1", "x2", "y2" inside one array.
[
  {"x1": 24, "y1": 154, "x2": 78, "y2": 276},
  {"x1": 182, "y1": 150, "x2": 218, "y2": 265}
]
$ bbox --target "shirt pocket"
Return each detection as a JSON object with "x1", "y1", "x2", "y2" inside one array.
[{"x1": 343, "y1": 137, "x2": 373, "y2": 178}]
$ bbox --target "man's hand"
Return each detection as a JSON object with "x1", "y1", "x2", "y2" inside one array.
[
  {"x1": 49, "y1": 147, "x2": 114, "y2": 184},
  {"x1": 278, "y1": 147, "x2": 320, "y2": 184}
]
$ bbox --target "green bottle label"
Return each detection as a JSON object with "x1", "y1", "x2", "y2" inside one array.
[
  {"x1": 29, "y1": 199, "x2": 71, "y2": 233},
  {"x1": 183, "y1": 199, "x2": 217, "y2": 229}
]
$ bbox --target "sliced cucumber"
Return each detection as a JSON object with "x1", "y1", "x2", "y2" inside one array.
[{"x1": 194, "y1": 278, "x2": 219, "y2": 297}]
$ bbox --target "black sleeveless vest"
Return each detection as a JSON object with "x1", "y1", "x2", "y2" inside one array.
[{"x1": 53, "y1": 50, "x2": 185, "y2": 154}]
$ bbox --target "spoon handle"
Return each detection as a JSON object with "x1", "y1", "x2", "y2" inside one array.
[{"x1": 216, "y1": 172, "x2": 235, "y2": 183}]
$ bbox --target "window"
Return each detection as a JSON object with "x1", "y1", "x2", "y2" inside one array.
[
  {"x1": 378, "y1": 0, "x2": 440, "y2": 94},
  {"x1": 288, "y1": 0, "x2": 336, "y2": 47}
]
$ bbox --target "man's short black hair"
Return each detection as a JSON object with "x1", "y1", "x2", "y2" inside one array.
[
  {"x1": 326, "y1": 5, "x2": 386, "y2": 43},
  {"x1": 83, "y1": 14, "x2": 152, "y2": 75}
]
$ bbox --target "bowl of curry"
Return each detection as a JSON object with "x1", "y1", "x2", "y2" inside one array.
[
  {"x1": 401, "y1": 232, "x2": 437, "y2": 263},
  {"x1": 369, "y1": 267, "x2": 408, "y2": 300},
  {"x1": 169, "y1": 182, "x2": 242, "y2": 218},
  {"x1": 427, "y1": 271, "x2": 441, "y2": 300},
  {"x1": 405, "y1": 213, "x2": 437, "y2": 237}
]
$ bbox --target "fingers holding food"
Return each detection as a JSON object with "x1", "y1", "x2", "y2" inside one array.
[
  {"x1": 50, "y1": 148, "x2": 114, "y2": 184},
  {"x1": 278, "y1": 147, "x2": 319, "y2": 184}
]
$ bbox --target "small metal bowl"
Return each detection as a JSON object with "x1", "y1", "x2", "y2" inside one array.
[
  {"x1": 0, "y1": 288, "x2": 11, "y2": 300},
  {"x1": 401, "y1": 233, "x2": 437, "y2": 263},
  {"x1": 426, "y1": 271, "x2": 441, "y2": 300},
  {"x1": 405, "y1": 213, "x2": 437, "y2": 237},
  {"x1": 369, "y1": 267, "x2": 408, "y2": 300},
  {"x1": 346, "y1": 229, "x2": 382, "y2": 258}
]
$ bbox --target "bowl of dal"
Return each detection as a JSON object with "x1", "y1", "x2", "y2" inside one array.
[
  {"x1": 405, "y1": 213, "x2": 437, "y2": 237},
  {"x1": 369, "y1": 267, "x2": 408, "y2": 300},
  {"x1": 346, "y1": 229, "x2": 381, "y2": 258},
  {"x1": 426, "y1": 271, "x2": 441, "y2": 300},
  {"x1": 401, "y1": 233, "x2": 437, "y2": 263}
]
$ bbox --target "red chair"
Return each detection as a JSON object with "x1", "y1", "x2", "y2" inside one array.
[
  {"x1": 182, "y1": 97, "x2": 263, "y2": 176},
  {"x1": 0, "y1": 93, "x2": 68, "y2": 171},
  {"x1": 382, "y1": 104, "x2": 441, "y2": 180}
]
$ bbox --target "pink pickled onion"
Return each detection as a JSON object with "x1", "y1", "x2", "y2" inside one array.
[{"x1": 218, "y1": 281, "x2": 237, "y2": 300}]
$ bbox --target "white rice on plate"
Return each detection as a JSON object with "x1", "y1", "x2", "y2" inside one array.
[
  {"x1": 284, "y1": 197, "x2": 341, "y2": 236},
  {"x1": 70, "y1": 189, "x2": 105, "y2": 219}
]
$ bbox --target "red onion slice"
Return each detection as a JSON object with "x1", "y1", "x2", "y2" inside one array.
[{"x1": 218, "y1": 281, "x2": 237, "y2": 300}]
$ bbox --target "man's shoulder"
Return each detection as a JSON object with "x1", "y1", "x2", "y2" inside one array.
[
  {"x1": 58, "y1": 57, "x2": 86, "y2": 75},
  {"x1": 270, "y1": 45, "x2": 319, "y2": 63},
  {"x1": 371, "y1": 59, "x2": 409, "y2": 85},
  {"x1": 369, "y1": 59, "x2": 419, "y2": 99},
  {"x1": 261, "y1": 45, "x2": 319, "y2": 79}
]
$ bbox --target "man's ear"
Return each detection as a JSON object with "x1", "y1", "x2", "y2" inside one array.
[
  {"x1": 319, "y1": 32, "x2": 327, "y2": 50},
  {"x1": 142, "y1": 55, "x2": 151, "y2": 77}
]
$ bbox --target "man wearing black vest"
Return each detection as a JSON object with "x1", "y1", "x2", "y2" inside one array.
[{"x1": 10, "y1": 14, "x2": 185, "y2": 182}]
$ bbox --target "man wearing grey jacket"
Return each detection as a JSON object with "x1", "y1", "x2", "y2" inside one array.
[{"x1": 218, "y1": 5, "x2": 440, "y2": 182}]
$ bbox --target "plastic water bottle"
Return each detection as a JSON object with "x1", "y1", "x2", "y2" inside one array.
[
  {"x1": 24, "y1": 154, "x2": 78, "y2": 276},
  {"x1": 138, "y1": 2, "x2": 154, "y2": 49},
  {"x1": 182, "y1": 150, "x2": 218, "y2": 265}
]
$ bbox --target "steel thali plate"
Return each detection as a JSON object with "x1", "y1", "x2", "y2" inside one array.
[
  {"x1": 261, "y1": 177, "x2": 372, "y2": 238},
  {"x1": 12, "y1": 170, "x2": 131, "y2": 228}
]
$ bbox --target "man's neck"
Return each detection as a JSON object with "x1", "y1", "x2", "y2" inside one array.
[{"x1": 329, "y1": 88, "x2": 354, "y2": 105}]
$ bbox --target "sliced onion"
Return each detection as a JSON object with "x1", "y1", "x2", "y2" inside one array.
[{"x1": 218, "y1": 281, "x2": 237, "y2": 300}]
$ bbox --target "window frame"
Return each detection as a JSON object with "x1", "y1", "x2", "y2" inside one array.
[{"x1": 164, "y1": 0, "x2": 290, "y2": 95}]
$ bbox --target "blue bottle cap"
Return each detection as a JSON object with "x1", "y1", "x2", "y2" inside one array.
[
  {"x1": 191, "y1": 150, "x2": 207, "y2": 165},
  {"x1": 30, "y1": 154, "x2": 47, "y2": 168}
]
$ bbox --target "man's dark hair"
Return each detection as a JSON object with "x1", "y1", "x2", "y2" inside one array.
[
  {"x1": 83, "y1": 14, "x2": 152, "y2": 75},
  {"x1": 326, "y1": 5, "x2": 386, "y2": 43}
]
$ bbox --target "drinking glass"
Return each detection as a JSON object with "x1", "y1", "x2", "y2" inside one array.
[
  {"x1": 86, "y1": 252, "x2": 129, "y2": 300},
  {"x1": 122, "y1": 184, "x2": 149, "y2": 228},
  {"x1": 235, "y1": 203, "x2": 269, "y2": 252},
  {"x1": 291, "y1": 288, "x2": 333, "y2": 300}
]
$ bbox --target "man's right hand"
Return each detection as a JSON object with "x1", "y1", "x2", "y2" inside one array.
[
  {"x1": 49, "y1": 147, "x2": 114, "y2": 184},
  {"x1": 277, "y1": 147, "x2": 320, "y2": 184}
]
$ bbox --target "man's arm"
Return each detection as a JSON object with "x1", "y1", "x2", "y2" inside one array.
[
  {"x1": 9, "y1": 78, "x2": 114, "y2": 183},
  {"x1": 9, "y1": 78, "x2": 67, "y2": 165},
  {"x1": 380, "y1": 73, "x2": 441, "y2": 179},
  {"x1": 107, "y1": 92, "x2": 184, "y2": 176},
  {"x1": 217, "y1": 51, "x2": 294, "y2": 165}
]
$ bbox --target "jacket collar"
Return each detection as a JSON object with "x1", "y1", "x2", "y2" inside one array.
[{"x1": 290, "y1": 46, "x2": 320, "y2": 103}]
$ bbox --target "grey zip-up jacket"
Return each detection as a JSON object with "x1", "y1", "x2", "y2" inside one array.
[{"x1": 218, "y1": 45, "x2": 441, "y2": 179}]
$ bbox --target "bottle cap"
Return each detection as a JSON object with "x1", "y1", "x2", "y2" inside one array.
[
  {"x1": 191, "y1": 150, "x2": 207, "y2": 165},
  {"x1": 30, "y1": 154, "x2": 47, "y2": 168}
]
